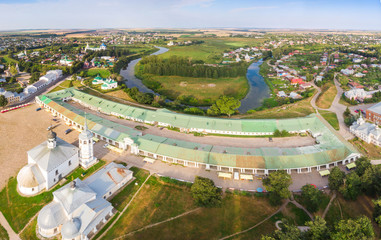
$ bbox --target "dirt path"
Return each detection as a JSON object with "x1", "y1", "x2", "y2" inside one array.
[
  {"x1": 96, "y1": 173, "x2": 153, "y2": 240},
  {"x1": 290, "y1": 200, "x2": 314, "y2": 221},
  {"x1": 0, "y1": 212, "x2": 20, "y2": 240},
  {"x1": 219, "y1": 200, "x2": 290, "y2": 240},
  {"x1": 322, "y1": 192, "x2": 337, "y2": 219},
  {"x1": 113, "y1": 208, "x2": 201, "y2": 240}
]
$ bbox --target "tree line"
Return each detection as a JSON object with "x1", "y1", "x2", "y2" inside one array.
[{"x1": 139, "y1": 55, "x2": 248, "y2": 78}]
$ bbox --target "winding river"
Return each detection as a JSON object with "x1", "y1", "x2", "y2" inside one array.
[{"x1": 120, "y1": 47, "x2": 270, "y2": 112}]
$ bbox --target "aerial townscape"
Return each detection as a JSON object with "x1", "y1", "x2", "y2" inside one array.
[{"x1": 1, "y1": 0, "x2": 381, "y2": 240}]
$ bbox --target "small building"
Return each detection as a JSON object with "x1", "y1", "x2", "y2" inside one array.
[
  {"x1": 92, "y1": 75, "x2": 118, "y2": 90},
  {"x1": 350, "y1": 116, "x2": 381, "y2": 146},
  {"x1": 37, "y1": 162, "x2": 133, "y2": 239},
  {"x1": 277, "y1": 91, "x2": 287, "y2": 98},
  {"x1": 17, "y1": 130, "x2": 79, "y2": 196},
  {"x1": 344, "y1": 88, "x2": 371, "y2": 101},
  {"x1": 290, "y1": 78, "x2": 305, "y2": 85},
  {"x1": 366, "y1": 102, "x2": 381, "y2": 125}
]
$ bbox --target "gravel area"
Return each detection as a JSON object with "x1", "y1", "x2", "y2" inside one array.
[{"x1": 0, "y1": 104, "x2": 80, "y2": 189}]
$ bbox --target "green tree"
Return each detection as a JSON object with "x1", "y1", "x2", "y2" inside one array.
[
  {"x1": 305, "y1": 216, "x2": 330, "y2": 240},
  {"x1": 361, "y1": 165, "x2": 381, "y2": 196},
  {"x1": 261, "y1": 219, "x2": 302, "y2": 240},
  {"x1": 306, "y1": 73, "x2": 313, "y2": 82},
  {"x1": 372, "y1": 198, "x2": 381, "y2": 227},
  {"x1": 340, "y1": 172, "x2": 361, "y2": 200},
  {"x1": 191, "y1": 176, "x2": 221, "y2": 207},
  {"x1": 331, "y1": 216, "x2": 374, "y2": 240},
  {"x1": 301, "y1": 184, "x2": 322, "y2": 212},
  {"x1": 0, "y1": 95, "x2": 8, "y2": 107},
  {"x1": 207, "y1": 95, "x2": 240, "y2": 117},
  {"x1": 328, "y1": 167, "x2": 345, "y2": 191},
  {"x1": 9, "y1": 65, "x2": 18, "y2": 76},
  {"x1": 355, "y1": 157, "x2": 371, "y2": 177},
  {"x1": 263, "y1": 170, "x2": 292, "y2": 203}
]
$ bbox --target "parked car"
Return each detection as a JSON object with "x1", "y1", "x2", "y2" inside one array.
[
  {"x1": 36, "y1": 108, "x2": 41, "y2": 111},
  {"x1": 65, "y1": 129, "x2": 72, "y2": 135},
  {"x1": 103, "y1": 143, "x2": 109, "y2": 148}
]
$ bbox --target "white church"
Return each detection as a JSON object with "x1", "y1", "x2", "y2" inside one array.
[
  {"x1": 85, "y1": 43, "x2": 107, "y2": 52},
  {"x1": 17, "y1": 120, "x2": 97, "y2": 196}
]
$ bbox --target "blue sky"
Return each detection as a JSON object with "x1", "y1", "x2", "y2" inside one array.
[{"x1": 0, "y1": 0, "x2": 380, "y2": 30}]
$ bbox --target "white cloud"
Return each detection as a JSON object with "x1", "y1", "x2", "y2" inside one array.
[
  {"x1": 171, "y1": 0, "x2": 214, "y2": 9},
  {"x1": 230, "y1": 5, "x2": 279, "y2": 13}
]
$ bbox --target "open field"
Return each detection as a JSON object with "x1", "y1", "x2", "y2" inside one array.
[
  {"x1": 239, "y1": 97, "x2": 315, "y2": 119},
  {"x1": 319, "y1": 110, "x2": 340, "y2": 130},
  {"x1": 101, "y1": 176, "x2": 196, "y2": 239},
  {"x1": 105, "y1": 89, "x2": 137, "y2": 103},
  {"x1": 325, "y1": 194, "x2": 378, "y2": 235},
  {"x1": 106, "y1": 187, "x2": 280, "y2": 240},
  {"x1": 0, "y1": 55, "x2": 18, "y2": 64},
  {"x1": 350, "y1": 138, "x2": 381, "y2": 159},
  {"x1": 49, "y1": 79, "x2": 83, "y2": 93},
  {"x1": 316, "y1": 82, "x2": 337, "y2": 109},
  {"x1": 86, "y1": 68, "x2": 111, "y2": 78},
  {"x1": 143, "y1": 75, "x2": 248, "y2": 103},
  {"x1": 0, "y1": 223, "x2": 8, "y2": 240},
  {"x1": 160, "y1": 37, "x2": 265, "y2": 63}
]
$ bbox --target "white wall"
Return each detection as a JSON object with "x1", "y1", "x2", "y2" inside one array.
[{"x1": 46, "y1": 154, "x2": 79, "y2": 190}]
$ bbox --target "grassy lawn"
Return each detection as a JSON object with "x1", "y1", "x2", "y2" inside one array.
[
  {"x1": 316, "y1": 82, "x2": 337, "y2": 109},
  {"x1": 325, "y1": 194, "x2": 377, "y2": 235},
  {"x1": 110, "y1": 167, "x2": 150, "y2": 211},
  {"x1": 49, "y1": 79, "x2": 83, "y2": 93},
  {"x1": 239, "y1": 97, "x2": 315, "y2": 119},
  {"x1": 105, "y1": 89, "x2": 137, "y2": 103},
  {"x1": 0, "y1": 223, "x2": 8, "y2": 240},
  {"x1": 142, "y1": 74, "x2": 248, "y2": 103},
  {"x1": 19, "y1": 217, "x2": 38, "y2": 240},
  {"x1": 115, "y1": 192, "x2": 279, "y2": 240},
  {"x1": 0, "y1": 160, "x2": 105, "y2": 233},
  {"x1": 281, "y1": 203, "x2": 311, "y2": 226},
  {"x1": 350, "y1": 138, "x2": 381, "y2": 159},
  {"x1": 319, "y1": 110, "x2": 340, "y2": 130},
  {"x1": 86, "y1": 68, "x2": 111, "y2": 78},
  {"x1": 0, "y1": 55, "x2": 18, "y2": 64},
  {"x1": 101, "y1": 175, "x2": 196, "y2": 239},
  {"x1": 161, "y1": 37, "x2": 265, "y2": 63}
]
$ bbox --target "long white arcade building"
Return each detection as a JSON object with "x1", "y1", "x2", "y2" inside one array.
[{"x1": 36, "y1": 88, "x2": 360, "y2": 175}]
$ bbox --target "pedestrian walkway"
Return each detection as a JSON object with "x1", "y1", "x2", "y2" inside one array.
[{"x1": 0, "y1": 211, "x2": 20, "y2": 240}]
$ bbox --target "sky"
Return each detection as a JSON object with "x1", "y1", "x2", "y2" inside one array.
[{"x1": 0, "y1": 0, "x2": 380, "y2": 31}]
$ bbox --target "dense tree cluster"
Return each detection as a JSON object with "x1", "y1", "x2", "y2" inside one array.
[
  {"x1": 123, "y1": 87, "x2": 154, "y2": 105},
  {"x1": 263, "y1": 216, "x2": 374, "y2": 240},
  {"x1": 139, "y1": 55, "x2": 248, "y2": 78},
  {"x1": 191, "y1": 176, "x2": 221, "y2": 207},
  {"x1": 206, "y1": 95, "x2": 241, "y2": 117},
  {"x1": 263, "y1": 170, "x2": 292, "y2": 205}
]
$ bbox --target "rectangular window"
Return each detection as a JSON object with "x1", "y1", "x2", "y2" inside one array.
[
  {"x1": 68, "y1": 160, "x2": 71, "y2": 166},
  {"x1": 55, "y1": 170, "x2": 58, "y2": 175}
]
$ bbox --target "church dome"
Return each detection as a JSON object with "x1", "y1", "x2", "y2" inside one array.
[
  {"x1": 17, "y1": 164, "x2": 39, "y2": 188},
  {"x1": 48, "y1": 130, "x2": 57, "y2": 140},
  {"x1": 61, "y1": 218, "x2": 81, "y2": 239}
]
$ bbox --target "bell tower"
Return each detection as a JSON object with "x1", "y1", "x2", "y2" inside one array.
[{"x1": 78, "y1": 117, "x2": 97, "y2": 168}]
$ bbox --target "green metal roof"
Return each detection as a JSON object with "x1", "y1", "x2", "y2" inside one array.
[{"x1": 37, "y1": 88, "x2": 359, "y2": 170}]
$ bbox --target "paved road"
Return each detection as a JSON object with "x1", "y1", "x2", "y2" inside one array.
[
  {"x1": 70, "y1": 101, "x2": 316, "y2": 149},
  {"x1": 310, "y1": 74, "x2": 353, "y2": 140}
]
